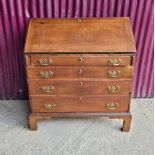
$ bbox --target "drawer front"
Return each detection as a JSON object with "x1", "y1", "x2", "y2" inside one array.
[
  {"x1": 28, "y1": 54, "x2": 131, "y2": 67},
  {"x1": 28, "y1": 80, "x2": 132, "y2": 95},
  {"x1": 31, "y1": 95, "x2": 130, "y2": 112},
  {"x1": 27, "y1": 67, "x2": 134, "y2": 79}
]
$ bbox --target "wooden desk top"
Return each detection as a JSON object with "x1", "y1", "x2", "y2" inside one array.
[{"x1": 24, "y1": 17, "x2": 136, "y2": 54}]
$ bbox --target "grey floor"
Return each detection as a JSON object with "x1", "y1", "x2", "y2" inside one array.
[{"x1": 0, "y1": 98, "x2": 153, "y2": 155}]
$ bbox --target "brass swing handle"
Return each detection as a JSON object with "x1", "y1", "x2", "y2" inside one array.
[
  {"x1": 39, "y1": 71, "x2": 54, "y2": 78},
  {"x1": 44, "y1": 103, "x2": 56, "y2": 110},
  {"x1": 106, "y1": 102, "x2": 118, "y2": 110},
  {"x1": 77, "y1": 18, "x2": 81, "y2": 23},
  {"x1": 41, "y1": 85, "x2": 55, "y2": 93},
  {"x1": 38, "y1": 59, "x2": 52, "y2": 65},
  {"x1": 107, "y1": 70, "x2": 121, "y2": 78},
  {"x1": 108, "y1": 59, "x2": 122, "y2": 66},
  {"x1": 107, "y1": 85, "x2": 120, "y2": 93}
]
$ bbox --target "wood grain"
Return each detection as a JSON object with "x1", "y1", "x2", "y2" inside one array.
[
  {"x1": 27, "y1": 66, "x2": 134, "y2": 79},
  {"x1": 28, "y1": 79, "x2": 132, "y2": 95},
  {"x1": 28, "y1": 54, "x2": 131, "y2": 66},
  {"x1": 25, "y1": 17, "x2": 135, "y2": 131},
  {"x1": 24, "y1": 18, "x2": 136, "y2": 53},
  {"x1": 30, "y1": 95, "x2": 130, "y2": 113}
]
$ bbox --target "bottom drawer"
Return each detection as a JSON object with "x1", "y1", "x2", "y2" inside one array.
[{"x1": 31, "y1": 95, "x2": 130, "y2": 113}]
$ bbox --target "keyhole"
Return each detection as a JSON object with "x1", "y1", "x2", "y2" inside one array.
[
  {"x1": 79, "y1": 82, "x2": 83, "y2": 86},
  {"x1": 79, "y1": 69, "x2": 83, "y2": 75},
  {"x1": 79, "y1": 97, "x2": 83, "y2": 102}
]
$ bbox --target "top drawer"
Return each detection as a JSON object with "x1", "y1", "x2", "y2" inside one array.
[{"x1": 26, "y1": 54, "x2": 131, "y2": 67}]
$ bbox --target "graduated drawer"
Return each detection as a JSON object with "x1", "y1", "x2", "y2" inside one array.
[
  {"x1": 28, "y1": 80, "x2": 132, "y2": 95},
  {"x1": 26, "y1": 66, "x2": 134, "y2": 79},
  {"x1": 27, "y1": 54, "x2": 131, "y2": 67},
  {"x1": 30, "y1": 95, "x2": 130, "y2": 113}
]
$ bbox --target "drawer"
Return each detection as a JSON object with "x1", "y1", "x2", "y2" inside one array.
[
  {"x1": 27, "y1": 54, "x2": 131, "y2": 67},
  {"x1": 27, "y1": 66, "x2": 134, "y2": 79},
  {"x1": 28, "y1": 80, "x2": 132, "y2": 95},
  {"x1": 30, "y1": 95, "x2": 130, "y2": 113}
]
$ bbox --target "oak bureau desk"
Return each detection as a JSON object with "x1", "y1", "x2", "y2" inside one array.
[{"x1": 24, "y1": 17, "x2": 136, "y2": 131}]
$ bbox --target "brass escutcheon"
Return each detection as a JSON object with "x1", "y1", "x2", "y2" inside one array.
[
  {"x1": 39, "y1": 71, "x2": 54, "y2": 78},
  {"x1": 79, "y1": 69, "x2": 83, "y2": 75},
  {"x1": 44, "y1": 103, "x2": 56, "y2": 110},
  {"x1": 41, "y1": 85, "x2": 55, "y2": 93},
  {"x1": 107, "y1": 70, "x2": 120, "y2": 78},
  {"x1": 38, "y1": 59, "x2": 52, "y2": 65},
  {"x1": 107, "y1": 85, "x2": 120, "y2": 93},
  {"x1": 108, "y1": 59, "x2": 122, "y2": 66},
  {"x1": 77, "y1": 18, "x2": 81, "y2": 23},
  {"x1": 78, "y1": 57, "x2": 83, "y2": 62},
  {"x1": 79, "y1": 97, "x2": 83, "y2": 102},
  {"x1": 79, "y1": 82, "x2": 83, "y2": 86},
  {"x1": 106, "y1": 102, "x2": 118, "y2": 110}
]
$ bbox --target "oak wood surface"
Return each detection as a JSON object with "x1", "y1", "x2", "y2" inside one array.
[{"x1": 25, "y1": 17, "x2": 136, "y2": 53}]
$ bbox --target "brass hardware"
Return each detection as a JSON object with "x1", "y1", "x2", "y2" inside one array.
[
  {"x1": 77, "y1": 18, "x2": 81, "y2": 23},
  {"x1": 41, "y1": 85, "x2": 55, "y2": 93},
  {"x1": 79, "y1": 69, "x2": 83, "y2": 75},
  {"x1": 107, "y1": 85, "x2": 120, "y2": 93},
  {"x1": 108, "y1": 59, "x2": 122, "y2": 66},
  {"x1": 106, "y1": 102, "x2": 118, "y2": 110},
  {"x1": 78, "y1": 57, "x2": 83, "y2": 62},
  {"x1": 79, "y1": 97, "x2": 83, "y2": 102},
  {"x1": 38, "y1": 59, "x2": 52, "y2": 65},
  {"x1": 79, "y1": 82, "x2": 83, "y2": 86},
  {"x1": 39, "y1": 71, "x2": 53, "y2": 78},
  {"x1": 107, "y1": 70, "x2": 120, "y2": 78},
  {"x1": 44, "y1": 103, "x2": 56, "y2": 110}
]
